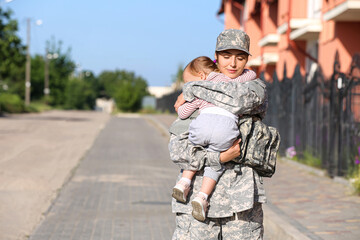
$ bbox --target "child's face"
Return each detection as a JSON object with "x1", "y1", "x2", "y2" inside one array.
[
  {"x1": 215, "y1": 49, "x2": 248, "y2": 79},
  {"x1": 183, "y1": 68, "x2": 206, "y2": 83}
]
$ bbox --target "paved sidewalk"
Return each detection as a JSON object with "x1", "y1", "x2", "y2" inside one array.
[
  {"x1": 148, "y1": 114, "x2": 360, "y2": 240},
  {"x1": 30, "y1": 114, "x2": 178, "y2": 240},
  {"x1": 0, "y1": 110, "x2": 110, "y2": 240}
]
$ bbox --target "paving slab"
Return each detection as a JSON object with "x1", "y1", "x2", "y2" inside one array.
[
  {"x1": 264, "y1": 158, "x2": 360, "y2": 240},
  {"x1": 30, "y1": 114, "x2": 178, "y2": 240},
  {"x1": 148, "y1": 113, "x2": 360, "y2": 240},
  {"x1": 0, "y1": 110, "x2": 110, "y2": 240}
]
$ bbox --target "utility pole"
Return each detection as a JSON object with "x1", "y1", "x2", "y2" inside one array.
[{"x1": 25, "y1": 18, "x2": 31, "y2": 106}]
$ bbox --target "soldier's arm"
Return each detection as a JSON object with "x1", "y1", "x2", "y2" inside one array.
[
  {"x1": 182, "y1": 78, "x2": 267, "y2": 116},
  {"x1": 169, "y1": 132, "x2": 241, "y2": 171},
  {"x1": 169, "y1": 132, "x2": 209, "y2": 170}
]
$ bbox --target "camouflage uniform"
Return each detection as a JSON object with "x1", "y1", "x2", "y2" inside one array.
[
  {"x1": 173, "y1": 203, "x2": 263, "y2": 240},
  {"x1": 169, "y1": 78, "x2": 270, "y2": 240}
]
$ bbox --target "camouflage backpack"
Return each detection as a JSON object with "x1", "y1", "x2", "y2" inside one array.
[{"x1": 234, "y1": 116, "x2": 281, "y2": 177}]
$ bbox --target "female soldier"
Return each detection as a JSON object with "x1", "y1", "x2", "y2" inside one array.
[{"x1": 170, "y1": 29, "x2": 270, "y2": 239}]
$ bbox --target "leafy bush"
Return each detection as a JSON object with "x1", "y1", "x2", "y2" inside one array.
[
  {"x1": 302, "y1": 150, "x2": 322, "y2": 168},
  {"x1": 98, "y1": 70, "x2": 148, "y2": 112},
  {"x1": 27, "y1": 100, "x2": 53, "y2": 112},
  {"x1": 291, "y1": 148, "x2": 321, "y2": 168},
  {"x1": 64, "y1": 78, "x2": 96, "y2": 110},
  {"x1": 0, "y1": 93, "x2": 25, "y2": 113},
  {"x1": 352, "y1": 175, "x2": 360, "y2": 195},
  {"x1": 348, "y1": 153, "x2": 360, "y2": 195}
]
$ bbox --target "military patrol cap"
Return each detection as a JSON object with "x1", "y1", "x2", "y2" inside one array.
[{"x1": 215, "y1": 29, "x2": 251, "y2": 55}]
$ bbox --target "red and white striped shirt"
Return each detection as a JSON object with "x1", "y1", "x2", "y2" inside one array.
[{"x1": 177, "y1": 69, "x2": 256, "y2": 119}]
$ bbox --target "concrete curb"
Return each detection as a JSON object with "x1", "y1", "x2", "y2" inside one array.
[
  {"x1": 142, "y1": 114, "x2": 171, "y2": 140},
  {"x1": 263, "y1": 204, "x2": 314, "y2": 240},
  {"x1": 280, "y1": 157, "x2": 354, "y2": 190},
  {"x1": 142, "y1": 114, "x2": 315, "y2": 240}
]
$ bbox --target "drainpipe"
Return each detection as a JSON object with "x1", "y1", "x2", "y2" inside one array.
[{"x1": 260, "y1": 0, "x2": 266, "y2": 73}]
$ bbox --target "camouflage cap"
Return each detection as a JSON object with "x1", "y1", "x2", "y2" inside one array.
[{"x1": 215, "y1": 29, "x2": 251, "y2": 55}]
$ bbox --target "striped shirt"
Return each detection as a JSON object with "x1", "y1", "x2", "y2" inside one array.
[{"x1": 177, "y1": 69, "x2": 256, "y2": 119}]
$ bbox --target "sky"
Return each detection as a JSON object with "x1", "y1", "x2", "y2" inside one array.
[{"x1": 4, "y1": 0, "x2": 225, "y2": 87}]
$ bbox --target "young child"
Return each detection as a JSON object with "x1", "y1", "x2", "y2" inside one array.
[{"x1": 172, "y1": 56, "x2": 256, "y2": 221}]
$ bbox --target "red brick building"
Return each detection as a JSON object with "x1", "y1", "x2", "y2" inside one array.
[{"x1": 217, "y1": 0, "x2": 360, "y2": 119}]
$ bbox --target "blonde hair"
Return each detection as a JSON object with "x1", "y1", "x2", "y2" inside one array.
[{"x1": 185, "y1": 56, "x2": 219, "y2": 76}]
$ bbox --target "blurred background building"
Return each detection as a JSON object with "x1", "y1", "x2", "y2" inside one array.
[
  {"x1": 217, "y1": 0, "x2": 360, "y2": 82},
  {"x1": 214, "y1": 0, "x2": 360, "y2": 177}
]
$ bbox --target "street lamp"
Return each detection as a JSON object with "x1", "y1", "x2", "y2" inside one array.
[
  {"x1": 0, "y1": 0, "x2": 14, "y2": 6},
  {"x1": 44, "y1": 50, "x2": 58, "y2": 96},
  {"x1": 24, "y1": 17, "x2": 42, "y2": 105},
  {"x1": 0, "y1": 81, "x2": 8, "y2": 91},
  {"x1": 75, "y1": 63, "x2": 83, "y2": 79}
]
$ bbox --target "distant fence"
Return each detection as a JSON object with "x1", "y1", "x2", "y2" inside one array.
[
  {"x1": 156, "y1": 90, "x2": 181, "y2": 114},
  {"x1": 264, "y1": 52, "x2": 360, "y2": 177},
  {"x1": 156, "y1": 53, "x2": 360, "y2": 177}
]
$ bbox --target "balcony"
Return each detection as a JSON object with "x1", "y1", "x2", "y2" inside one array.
[
  {"x1": 258, "y1": 34, "x2": 280, "y2": 47},
  {"x1": 277, "y1": 19, "x2": 312, "y2": 34},
  {"x1": 263, "y1": 52, "x2": 279, "y2": 65},
  {"x1": 323, "y1": 0, "x2": 360, "y2": 21},
  {"x1": 277, "y1": 18, "x2": 322, "y2": 40},
  {"x1": 246, "y1": 52, "x2": 279, "y2": 66},
  {"x1": 278, "y1": 18, "x2": 322, "y2": 33},
  {"x1": 247, "y1": 56, "x2": 261, "y2": 67},
  {"x1": 290, "y1": 19, "x2": 322, "y2": 40}
]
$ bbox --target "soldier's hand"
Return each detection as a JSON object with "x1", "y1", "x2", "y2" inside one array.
[
  {"x1": 219, "y1": 139, "x2": 241, "y2": 163},
  {"x1": 174, "y1": 93, "x2": 186, "y2": 112}
]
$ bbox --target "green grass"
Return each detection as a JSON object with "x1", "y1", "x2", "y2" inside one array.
[
  {"x1": 138, "y1": 106, "x2": 160, "y2": 114},
  {"x1": 347, "y1": 164, "x2": 360, "y2": 195},
  {"x1": 291, "y1": 149, "x2": 360, "y2": 195},
  {"x1": 352, "y1": 177, "x2": 360, "y2": 195},
  {"x1": 292, "y1": 149, "x2": 322, "y2": 168},
  {"x1": 27, "y1": 101, "x2": 54, "y2": 112}
]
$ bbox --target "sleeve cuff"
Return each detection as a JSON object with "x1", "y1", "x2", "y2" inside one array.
[
  {"x1": 182, "y1": 83, "x2": 195, "y2": 102},
  {"x1": 206, "y1": 151, "x2": 222, "y2": 171}
]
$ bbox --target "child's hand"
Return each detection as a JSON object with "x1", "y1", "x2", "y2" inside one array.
[
  {"x1": 219, "y1": 139, "x2": 241, "y2": 163},
  {"x1": 174, "y1": 93, "x2": 186, "y2": 112}
]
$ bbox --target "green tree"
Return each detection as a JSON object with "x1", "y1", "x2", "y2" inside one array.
[
  {"x1": 172, "y1": 63, "x2": 184, "y2": 90},
  {"x1": 82, "y1": 70, "x2": 105, "y2": 99},
  {"x1": 64, "y1": 77, "x2": 96, "y2": 110},
  {"x1": 0, "y1": 7, "x2": 26, "y2": 97},
  {"x1": 98, "y1": 71, "x2": 119, "y2": 97},
  {"x1": 30, "y1": 54, "x2": 45, "y2": 100},
  {"x1": 45, "y1": 38, "x2": 76, "y2": 106},
  {"x1": 98, "y1": 70, "x2": 149, "y2": 112}
]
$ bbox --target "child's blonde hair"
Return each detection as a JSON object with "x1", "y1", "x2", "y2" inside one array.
[{"x1": 185, "y1": 56, "x2": 219, "y2": 76}]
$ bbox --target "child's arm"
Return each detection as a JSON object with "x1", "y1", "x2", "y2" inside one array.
[
  {"x1": 174, "y1": 93, "x2": 186, "y2": 112},
  {"x1": 177, "y1": 99, "x2": 200, "y2": 119}
]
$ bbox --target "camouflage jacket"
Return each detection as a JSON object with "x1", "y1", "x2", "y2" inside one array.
[{"x1": 169, "y1": 78, "x2": 269, "y2": 218}]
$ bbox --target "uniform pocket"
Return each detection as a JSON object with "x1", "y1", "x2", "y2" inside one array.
[{"x1": 175, "y1": 213, "x2": 191, "y2": 234}]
